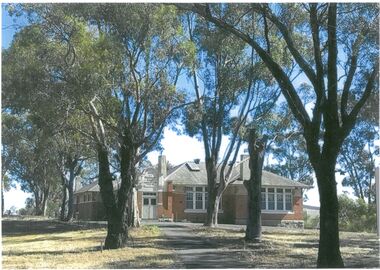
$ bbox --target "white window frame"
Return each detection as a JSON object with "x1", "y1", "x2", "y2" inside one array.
[
  {"x1": 261, "y1": 187, "x2": 294, "y2": 213},
  {"x1": 184, "y1": 186, "x2": 223, "y2": 213}
]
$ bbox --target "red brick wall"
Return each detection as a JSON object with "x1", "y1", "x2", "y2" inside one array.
[
  {"x1": 224, "y1": 184, "x2": 304, "y2": 225},
  {"x1": 74, "y1": 192, "x2": 106, "y2": 221},
  {"x1": 171, "y1": 186, "x2": 225, "y2": 223}
]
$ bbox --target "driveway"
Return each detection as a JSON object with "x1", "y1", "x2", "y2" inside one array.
[{"x1": 154, "y1": 222, "x2": 252, "y2": 268}]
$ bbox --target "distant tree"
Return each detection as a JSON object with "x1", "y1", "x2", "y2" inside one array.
[
  {"x1": 338, "y1": 194, "x2": 376, "y2": 232},
  {"x1": 264, "y1": 102, "x2": 313, "y2": 186},
  {"x1": 2, "y1": 17, "x2": 95, "y2": 221},
  {"x1": 2, "y1": 114, "x2": 60, "y2": 216},
  {"x1": 338, "y1": 94, "x2": 379, "y2": 204}
]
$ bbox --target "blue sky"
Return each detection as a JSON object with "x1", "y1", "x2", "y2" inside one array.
[{"x1": 1, "y1": 4, "x2": 358, "y2": 211}]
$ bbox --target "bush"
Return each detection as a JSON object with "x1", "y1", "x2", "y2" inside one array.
[
  {"x1": 338, "y1": 194, "x2": 376, "y2": 233},
  {"x1": 303, "y1": 211, "x2": 319, "y2": 229}
]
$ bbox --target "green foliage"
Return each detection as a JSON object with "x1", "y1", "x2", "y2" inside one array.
[
  {"x1": 18, "y1": 198, "x2": 35, "y2": 216},
  {"x1": 338, "y1": 92, "x2": 379, "y2": 203},
  {"x1": 338, "y1": 194, "x2": 376, "y2": 233},
  {"x1": 263, "y1": 102, "x2": 313, "y2": 186},
  {"x1": 303, "y1": 212, "x2": 320, "y2": 229}
]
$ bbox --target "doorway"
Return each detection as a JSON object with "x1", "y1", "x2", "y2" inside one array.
[{"x1": 142, "y1": 192, "x2": 157, "y2": 219}]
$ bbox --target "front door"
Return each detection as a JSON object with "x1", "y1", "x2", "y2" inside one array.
[{"x1": 142, "y1": 193, "x2": 157, "y2": 219}]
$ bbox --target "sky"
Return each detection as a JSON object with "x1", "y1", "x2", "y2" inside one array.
[{"x1": 1, "y1": 3, "x2": 358, "y2": 211}]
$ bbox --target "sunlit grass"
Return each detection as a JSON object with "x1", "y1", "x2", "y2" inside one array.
[
  {"x1": 3, "y1": 223, "x2": 175, "y2": 269},
  {"x1": 193, "y1": 226, "x2": 379, "y2": 268}
]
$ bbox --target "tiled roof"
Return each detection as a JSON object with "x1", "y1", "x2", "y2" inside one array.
[
  {"x1": 74, "y1": 179, "x2": 121, "y2": 194},
  {"x1": 166, "y1": 160, "x2": 310, "y2": 188},
  {"x1": 75, "y1": 157, "x2": 310, "y2": 193}
]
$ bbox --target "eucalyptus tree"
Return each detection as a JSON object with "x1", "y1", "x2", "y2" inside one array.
[
  {"x1": 78, "y1": 4, "x2": 190, "y2": 248},
  {"x1": 182, "y1": 11, "x2": 279, "y2": 227},
  {"x1": 2, "y1": 113, "x2": 60, "y2": 216},
  {"x1": 55, "y1": 121, "x2": 95, "y2": 221},
  {"x1": 179, "y1": 3, "x2": 379, "y2": 267},
  {"x1": 338, "y1": 93, "x2": 379, "y2": 204},
  {"x1": 5, "y1": 3, "x2": 181, "y2": 246},
  {"x1": 263, "y1": 102, "x2": 313, "y2": 186},
  {"x1": 2, "y1": 15, "x2": 98, "y2": 220}
]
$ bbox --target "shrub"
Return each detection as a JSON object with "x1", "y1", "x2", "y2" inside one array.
[
  {"x1": 303, "y1": 211, "x2": 319, "y2": 229},
  {"x1": 338, "y1": 194, "x2": 376, "y2": 233}
]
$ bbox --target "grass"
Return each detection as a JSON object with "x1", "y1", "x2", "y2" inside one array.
[
  {"x1": 2, "y1": 219, "x2": 176, "y2": 269},
  {"x1": 3, "y1": 218, "x2": 378, "y2": 268},
  {"x1": 194, "y1": 226, "x2": 379, "y2": 268}
]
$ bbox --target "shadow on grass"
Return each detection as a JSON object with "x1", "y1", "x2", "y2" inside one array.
[
  {"x1": 102, "y1": 253, "x2": 176, "y2": 269},
  {"x1": 2, "y1": 219, "x2": 102, "y2": 237},
  {"x1": 5, "y1": 246, "x2": 101, "y2": 257}
]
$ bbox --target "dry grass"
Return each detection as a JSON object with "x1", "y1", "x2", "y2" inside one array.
[
  {"x1": 2, "y1": 220, "x2": 176, "y2": 269},
  {"x1": 194, "y1": 227, "x2": 379, "y2": 268}
]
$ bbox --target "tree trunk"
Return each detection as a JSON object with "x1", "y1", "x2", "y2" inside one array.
[
  {"x1": 128, "y1": 187, "x2": 140, "y2": 227},
  {"x1": 41, "y1": 187, "x2": 49, "y2": 216},
  {"x1": 245, "y1": 129, "x2": 267, "y2": 242},
  {"x1": 97, "y1": 144, "x2": 127, "y2": 249},
  {"x1": 34, "y1": 191, "x2": 44, "y2": 216},
  {"x1": 60, "y1": 181, "x2": 67, "y2": 221},
  {"x1": 315, "y1": 159, "x2": 344, "y2": 268},
  {"x1": 204, "y1": 158, "x2": 218, "y2": 227},
  {"x1": 1, "y1": 186, "x2": 4, "y2": 216},
  {"x1": 210, "y1": 194, "x2": 221, "y2": 227},
  {"x1": 66, "y1": 165, "x2": 76, "y2": 221}
]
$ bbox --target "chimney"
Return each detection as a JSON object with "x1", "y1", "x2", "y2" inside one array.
[
  {"x1": 74, "y1": 177, "x2": 82, "y2": 191},
  {"x1": 240, "y1": 154, "x2": 249, "y2": 181},
  {"x1": 158, "y1": 155, "x2": 167, "y2": 178},
  {"x1": 193, "y1": 158, "x2": 200, "y2": 164}
]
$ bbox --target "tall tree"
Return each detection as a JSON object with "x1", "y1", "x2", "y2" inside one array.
[
  {"x1": 2, "y1": 15, "x2": 96, "y2": 220},
  {"x1": 182, "y1": 11, "x2": 279, "y2": 227},
  {"x1": 183, "y1": 3, "x2": 379, "y2": 267}
]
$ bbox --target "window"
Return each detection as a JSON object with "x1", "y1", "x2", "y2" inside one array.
[
  {"x1": 268, "y1": 188, "x2": 275, "y2": 210},
  {"x1": 261, "y1": 188, "x2": 293, "y2": 211},
  {"x1": 185, "y1": 187, "x2": 194, "y2": 209},
  {"x1": 76, "y1": 196, "x2": 80, "y2": 204},
  {"x1": 185, "y1": 186, "x2": 219, "y2": 211},
  {"x1": 143, "y1": 198, "x2": 149, "y2": 205},
  {"x1": 276, "y1": 189, "x2": 284, "y2": 210},
  {"x1": 285, "y1": 189, "x2": 292, "y2": 211},
  {"x1": 92, "y1": 193, "x2": 96, "y2": 202},
  {"x1": 261, "y1": 188, "x2": 266, "y2": 210},
  {"x1": 151, "y1": 198, "x2": 156, "y2": 205}
]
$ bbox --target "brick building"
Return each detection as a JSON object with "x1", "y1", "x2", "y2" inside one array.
[{"x1": 74, "y1": 155, "x2": 310, "y2": 227}]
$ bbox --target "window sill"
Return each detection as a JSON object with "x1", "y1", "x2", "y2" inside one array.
[
  {"x1": 184, "y1": 209, "x2": 224, "y2": 214},
  {"x1": 262, "y1": 210, "x2": 294, "y2": 214}
]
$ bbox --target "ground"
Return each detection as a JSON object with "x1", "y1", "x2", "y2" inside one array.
[
  {"x1": 2, "y1": 217, "x2": 178, "y2": 269},
  {"x1": 2, "y1": 217, "x2": 379, "y2": 268}
]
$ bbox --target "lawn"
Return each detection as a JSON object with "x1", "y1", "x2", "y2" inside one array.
[
  {"x1": 194, "y1": 226, "x2": 380, "y2": 268},
  {"x1": 3, "y1": 218, "x2": 379, "y2": 268},
  {"x1": 2, "y1": 218, "x2": 176, "y2": 269}
]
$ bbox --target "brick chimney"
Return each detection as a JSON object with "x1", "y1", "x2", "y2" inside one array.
[{"x1": 240, "y1": 154, "x2": 249, "y2": 180}]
